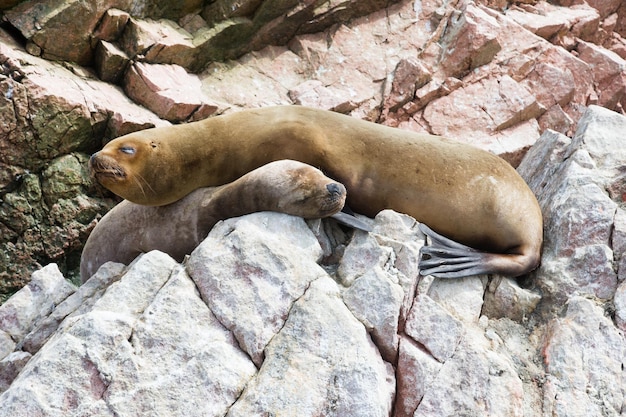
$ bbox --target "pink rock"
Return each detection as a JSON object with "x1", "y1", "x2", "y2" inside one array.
[
  {"x1": 3, "y1": 0, "x2": 125, "y2": 65},
  {"x1": 124, "y1": 62, "x2": 218, "y2": 122},
  {"x1": 120, "y1": 18, "x2": 196, "y2": 69},
  {"x1": 504, "y1": 7, "x2": 565, "y2": 40},
  {"x1": 577, "y1": 39, "x2": 626, "y2": 80},
  {"x1": 586, "y1": 0, "x2": 622, "y2": 19},
  {"x1": 94, "y1": 40, "x2": 130, "y2": 83},
  {"x1": 383, "y1": 58, "x2": 432, "y2": 112},
  {"x1": 290, "y1": 27, "x2": 383, "y2": 109},
  {"x1": 289, "y1": 80, "x2": 358, "y2": 113},
  {"x1": 577, "y1": 39, "x2": 626, "y2": 110},
  {"x1": 538, "y1": 104, "x2": 575, "y2": 135},
  {"x1": 507, "y1": 2, "x2": 600, "y2": 43},
  {"x1": 92, "y1": 9, "x2": 130, "y2": 43},
  {"x1": 522, "y1": 61, "x2": 576, "y2": 109},
  {"x1": 617, "y1": 3, "x2": 626, "y2": 37},
  {"x1": 198, "y1": 60, "x2": 292, "y2": 109},
  {"x1": 607, "y1": 32, "x2": 626, "y2": 59},
  {"x1": 439, "y1": 4, "x2": 502, "y2": 78},
  {"x1": 239, "y1": 46, "x2": 306, "y2": 91},
  {"x1": 506, "y1": 39, "x2": 593, "y2": 127},
  {"x1": 423, "y1": 75, "x2": 542, "y2": 136},
  {"x1": 413, "y1": 77, "x2": 463, "y2": 110}
]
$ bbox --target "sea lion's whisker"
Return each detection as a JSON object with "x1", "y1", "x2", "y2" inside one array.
[{"x1": 134, "y1": 172, "x2": 156, "y2": 197}]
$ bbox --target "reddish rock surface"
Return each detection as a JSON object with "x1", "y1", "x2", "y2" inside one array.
[
  {"x1": 1, "y1": 0, "x2": 625, "y2": 298},
  {"x1": 1, "y1": 1, "x2": 626, "y2": 415}
]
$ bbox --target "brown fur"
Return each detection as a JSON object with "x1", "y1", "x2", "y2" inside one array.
[
  {"x1": 90, "y1": 106, "x2": 543, "y2": 277},
  {"x1": 81, "y1": 160, "x2": 346, "y2": 282}
]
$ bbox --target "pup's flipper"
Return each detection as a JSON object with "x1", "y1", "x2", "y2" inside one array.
[{"x1": 330, "y1": 212, "x2": 373, "y2": 232}]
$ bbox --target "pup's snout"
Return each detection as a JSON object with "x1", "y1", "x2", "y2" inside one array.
[{"x1": 326, "y1": 182, "x2": 345, "y2": 196}]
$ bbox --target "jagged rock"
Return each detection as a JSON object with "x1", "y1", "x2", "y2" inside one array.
[
  {"x1": 383, "y1": 58, "x2": 432, "y2": 112},
  {"x1": 123, "y1": 62, "x2": 219, "y2": 122},
  {"x1": 3, "y1": 1, "x2": 626, "y2": 413},
  {"x1": 92, "y1": 8, "x2": 130, "y2": 43},
  {"x1": 0, "y1": 27, "x2": 169, "y2": 294},
  {"x1": 4, "y1": 103, "x2": 626, "y2": 415},
  {"x1": 226, "y1": 276, "x2": 395, "y2": 417},
  {"x1": 2, "y1": 0, "x2": 401, "y2": 73},
  {"x1": 439, "y1": 4, "x2": 502, "y2": 78},
  {"x1": 518, "y1": 105, "x2": 623, "y2": 317},
  {"x1": 0, "y1": 264, "x2": 75, "y2": 344},
  {"x1": 186, "y1": 213, "x2": 327, "y2": 366},
  {"x1": 506, "y1": 2, "x2": 601, "y2": 42},
  {"x1": 427, "y1": 276, "x2": 486, "y2": 323},
  {"x1": 542, "y1": 297, "x2": 626, "y2": 416},
  {"x1": 119, "y1": 17, "x2": 196, "y2": 68},
  {"x1": 482, "y1": 277, "x2": 542, "y2": 322},
  {"x1": 576, "y1": 39, "x2": 626, "y2": 109},
  {"x1": 94, "y1": 40, "x2": 130, "y2": 83},
  {"x1": 422, "y1": 74, "x2": 544, "y2": 163}
]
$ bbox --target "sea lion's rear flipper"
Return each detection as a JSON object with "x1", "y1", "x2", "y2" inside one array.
[
  {"x1": 330, "y1": 212, "x2": 373, "y2": 232},
  {"x1": 418, "y1": 223, "x2": 492, "y2": 278}
]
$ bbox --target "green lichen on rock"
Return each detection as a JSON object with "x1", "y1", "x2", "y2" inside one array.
[{"x1": 0, "y1": 153, "x2": 116, "y2": 298}]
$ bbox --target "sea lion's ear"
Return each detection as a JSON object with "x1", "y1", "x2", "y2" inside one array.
[{"x1": 150, "y1": 141, "x2": 157, "y2": 148}]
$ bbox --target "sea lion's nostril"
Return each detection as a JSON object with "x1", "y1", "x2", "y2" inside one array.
[{"x1": 326, "y1": 183, "x2": 343, "y2": 195}]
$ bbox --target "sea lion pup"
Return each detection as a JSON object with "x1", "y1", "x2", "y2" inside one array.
[
  {"x1": 90, "y1": 105, "x2": 543, "y2": 278},
  {"x1": 81, "y1": 160, "x2": 348, "y2": 282}
]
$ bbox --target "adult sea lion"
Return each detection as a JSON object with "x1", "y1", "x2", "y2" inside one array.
[
  {"x1": 90, "y1": 105, "x2": 543, "y2": 278},
  {"x1": 81, "y1": 160, "x2": 349, "y2": 282}
]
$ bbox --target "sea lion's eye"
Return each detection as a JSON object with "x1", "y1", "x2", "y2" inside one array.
[{"x1": 119, "y1": 146, "x2": 136, "y2": 155}]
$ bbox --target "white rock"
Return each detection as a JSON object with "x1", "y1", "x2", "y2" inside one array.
[
  {"x1": 572, "y1": 104, "x2": 626, "y2": 172},
  {"x1": 0, "y1": 263, "x2": 75, "y2": 342},
  {"x1": 404, "y1": 294, "x2": 464, "y2": 362},
  {"x1": 427, "y1": 276, "x2": 486, "y2": 323},
  {"x1": 414, "y1": 335, "x2": 524, "y2": 417},
  {"x1": 542, "y1": 297, "x2": 626, "y2": 416},
  {"x1": 395, "y1": 335, "x2": 442, "y2": 417},
  {"x1": 21, "y1": 262, "x2": 126, "y2": 354},
  {"x1": 343, "y1": 266, "x2": 404, "y2": 362},
  {"x1": 104, "y1": 269, "x2": 256, "y2": 416},
  {"x1": 482, "y1": 276, "x2": 542, "y2": 322},
  {"x1": 226, "y1": 276, "x2": 395, "y2": 417},
  {"x1": 187, "y1": 212, "x2": 326, "y2": 366}
]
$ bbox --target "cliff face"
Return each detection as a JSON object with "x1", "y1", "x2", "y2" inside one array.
[
  {"x1": 1, "y1": 105, "x2": 626, "y2": 416},
  {"x1": 1, "y1": 0, "x2": 626, "y2": 415}
]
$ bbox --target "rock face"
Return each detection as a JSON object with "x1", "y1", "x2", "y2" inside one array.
[
  {"x1": 2, "y1": 0, "x2": 626, "y2": 296},
  {"x1": 2, "y1": 106, "x2": 626, "y2": 416},
  {"x1": 1, "y1": 0, "x2": 626, "y2": 412}
]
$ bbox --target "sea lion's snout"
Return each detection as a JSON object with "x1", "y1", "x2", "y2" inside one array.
[
  {"x1": 89, "y1": 152, "x2": 127, "y2": 182},
  {"x1": 326, "y1": 182, "x2": 345, "y2": 197}
]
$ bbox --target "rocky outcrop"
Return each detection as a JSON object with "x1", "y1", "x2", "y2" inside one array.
[
  {"x1": 2, "y1": 0, "x2": 626, "y2": 295},
  {"x1": 1, "y1": 3, "x2": 626, "y2": 413},
  {"x1": 1, "y1": 105, "x2": 626, "y2": 416}
]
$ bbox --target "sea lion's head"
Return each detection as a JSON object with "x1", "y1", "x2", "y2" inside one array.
[
  {"x1": 241, "y1": 160, "x2": 347, "y2": 218},
  {"x1": 89, "y1": 131, "x2": 178, "y2": 206}
]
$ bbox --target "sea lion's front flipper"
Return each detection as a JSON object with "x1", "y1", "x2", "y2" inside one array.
[
  {"x1": 330, "y1": 212, "x2": 373, "y2": 232},
  {"x1": 418, "y1": 223, "x2": 492, "y2": 278}
]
